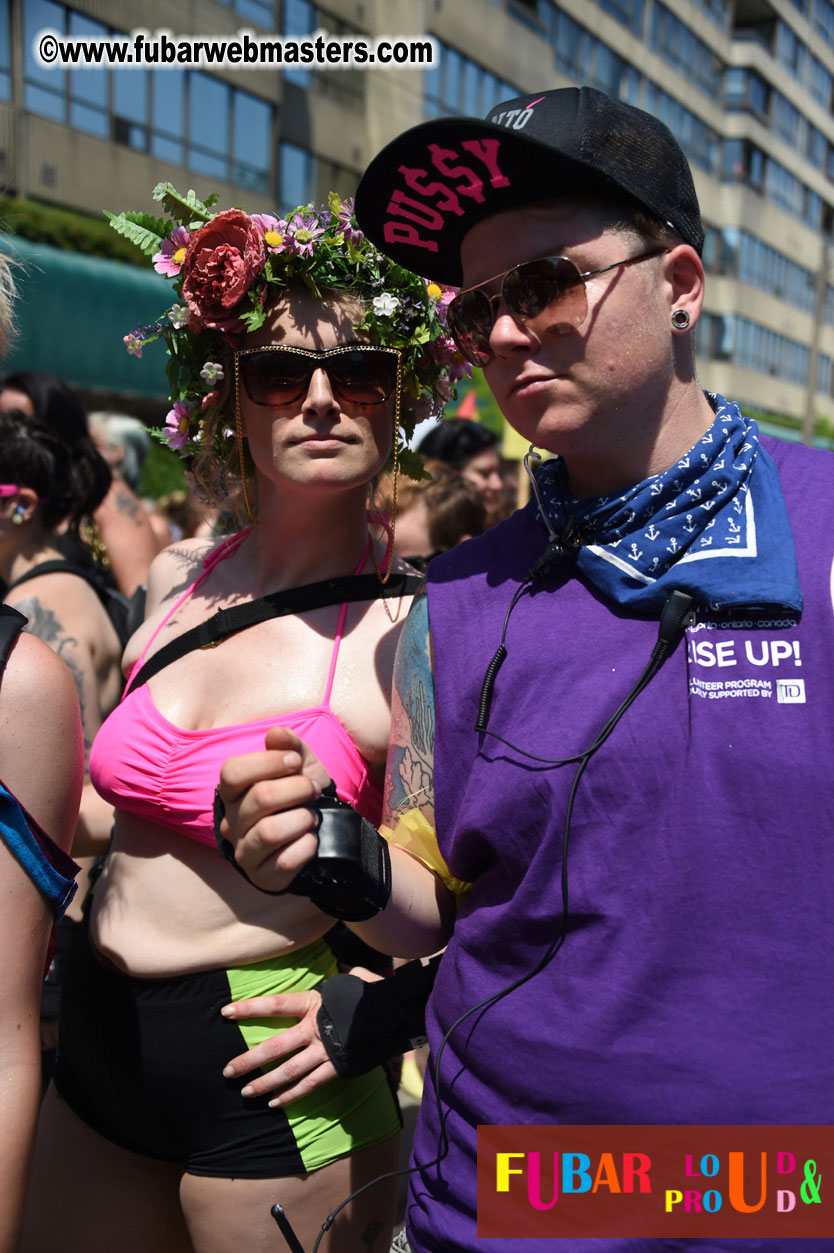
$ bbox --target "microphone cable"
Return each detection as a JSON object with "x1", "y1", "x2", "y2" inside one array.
[{"x1": 274, "y1": 575, "x2": 695, "y2": 1253}]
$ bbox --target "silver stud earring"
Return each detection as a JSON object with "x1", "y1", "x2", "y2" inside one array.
[{"x1": 671, "y1": 309, "x2": 691, "y2": 331}]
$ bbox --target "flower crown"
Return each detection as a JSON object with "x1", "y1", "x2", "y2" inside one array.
[{"x1": 107, "y1": 183, "x2": 468, "y2": 484}]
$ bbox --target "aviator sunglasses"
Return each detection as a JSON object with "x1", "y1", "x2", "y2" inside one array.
[
  {"x1": 234, "y1": 343, "x2": 402, "y2": 409},
  {"x1": 447, "y1": 247, "x2": 667, "y2": 366}
]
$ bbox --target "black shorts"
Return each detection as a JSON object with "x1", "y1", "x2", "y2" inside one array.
[{"x1": 53, "y1": 919, "x2": 401, "y2": 1178}]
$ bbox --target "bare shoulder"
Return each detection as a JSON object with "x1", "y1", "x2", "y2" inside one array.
[
  {"x1": 122, "y1": 534, "x2": 233, "y2": 674},
  {"x1": 144, "y1": 535, "x2": 219, "y2": 611},
  {"x1": 0, "y1": 633, "x2": 83, "y2": 847},
  {"x1": 0, "y1": 630, "x2": 79, "y2": 714}
]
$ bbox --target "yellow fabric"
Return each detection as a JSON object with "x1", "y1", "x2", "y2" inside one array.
[{"x1": 380, "y1": 809, "x2": 471, "y2": 897}]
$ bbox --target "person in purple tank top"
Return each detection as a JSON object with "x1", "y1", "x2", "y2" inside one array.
[{"x1": 219, "y1": 88, "x2": 834, "y2": 1253}]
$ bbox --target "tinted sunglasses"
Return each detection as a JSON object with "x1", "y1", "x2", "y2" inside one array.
[
  {"x1": 447, "y1": 248, "x2": 667, "y2": 366},
  {"x1": 234, "y1": 344, "x2": 402, "y2": 409}
]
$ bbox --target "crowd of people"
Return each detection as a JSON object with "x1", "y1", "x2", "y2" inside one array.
[{"x1": 0, "y1": 82, "x2": 829, "y2": 1253}]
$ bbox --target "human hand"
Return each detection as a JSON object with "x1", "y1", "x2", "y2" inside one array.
[
  {"x1": 216, "y1": 725, "x2": 332, "y2": 893},
  {"x1": 220, "y1": 966, "x2": 382, "y2": 1104}
]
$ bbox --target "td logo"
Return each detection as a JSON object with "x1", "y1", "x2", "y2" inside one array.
[{"x1": 776, "y1": 679, "x2": 806, "y2": 704}]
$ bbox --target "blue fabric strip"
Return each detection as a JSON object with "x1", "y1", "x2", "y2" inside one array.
[{"x1": 0, "y1": 781, "x2": 78, "y2": 918}]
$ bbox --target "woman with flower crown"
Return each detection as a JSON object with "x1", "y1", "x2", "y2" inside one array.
[{"x1": 21, "y1": 186, "x2": 463, "y2": 1253}]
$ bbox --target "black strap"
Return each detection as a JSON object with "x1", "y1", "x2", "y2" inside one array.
[
  {"x1": 0, "y1": 604, "x2": 26, "y2": 675},
  {"x1": 7, "y1": 560, "x2": 134, "y2": 648},
  {"x1": 129, "y1": 572, "x2": 421, "y2": 691},
  {"x1": 7, "y1": 561, "x2": 113, "y2": 615},
  {"x1": 7, "y1": 560, "x2": 101, "y2": 592}
]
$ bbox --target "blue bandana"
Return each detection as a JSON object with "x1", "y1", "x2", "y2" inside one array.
[{"x1": 532, "y1": 393, "x2": 802, "y2": 614}]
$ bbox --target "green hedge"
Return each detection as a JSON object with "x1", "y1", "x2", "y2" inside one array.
[
  {"x1": 0, "y1": 196, "x2": 145, "y2": 266},
  {"x1": 137, "y1": 437, "x2": 188, "y2": 500}
]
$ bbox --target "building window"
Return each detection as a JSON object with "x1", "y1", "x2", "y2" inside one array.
[
  {"x1": 774, "y1": 19, "x2": 833, "y2": 105},
  {"x1": 282, "y1": 0, "x2": 365, "y2": 109},
  {"x1": 599, "y1": 0, "x2": 644, "y2": 36},
  {"x1": 278, "y1": 140, "x2": 356, "y2": 211},
  {"x1": 23, "y1": 0, "x2": 67, "y2": 121},
  {"x1": 424, "y1": 40, "x2": 516, "y2": 119},
  {"x1": 188, "y1": 74, "x2": 228, "y2": 181},
  {"x1": 650, "y1": 4, "x2": 723, "y2": 96},
  {"x1": 0, "y1": 0, "x2": 9, "y2": 101},
  {"x1": 215, "y1": 0, "x2": 275, "y2": 18},
  {"x1": 113, "y1": 65, "x2": 149, "y2": 152},
  {"x1": 232, "y1": 91, "x2": 272, "y2": 193},
  {"x1": 736, "y1": 232, "x2": 818, "y2": 314},
  {"x1": 21, "y1": 3, "x2": 274, "y2": 190},
  {"x1": 764, "y1": 158, "x2": 820, "y2": 227},
  {"x1": 722, "y1": 139, "x2": 764, "y2": 191},
  {"x1": 690, "y1": 0, "x2": 731, "y2": 29},
  {"x1": 553, "y1": 11, "x2": 641, "y2": 101},
  {"x1": 151, "y1": 68, "x2": 184, "y2": 166},
  {"x1": 233, "y1": 0, "x2": 275, "y2": 22},
  {"x1": 68, "y1": 10, "x2": 108, "y2": 137},
  {"x1": 813, "y1": 0, "x2": 834, "y2": 47},
  {"x1": 20, "y1": 1, "x2": 273, "y2": 191},
  {"x1": 732, "y1": 316, "x2": 810, "y2": 384},
  {"x1": 770, "y1": 90, "x2": 801, "y2": 145},
  {"x1": 694, "y1": 311, "x2": 733, "y2": 361},
  {"x1": 645, "y1": 83, "x2": 720, "y2": 173},
  {"x1": 723, "y1": 140, "x2": 823, "y2": 230},
  {"x1": 724, "y1": 67, "x2": 769, "y2": 120},
  {"x1": 505, "y1": 0, "x2": 546, "y2": 33}
]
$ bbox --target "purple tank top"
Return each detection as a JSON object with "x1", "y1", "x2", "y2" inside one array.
[{"x1": 409, "y1": 436, "x2": 834, "y2": 1253}]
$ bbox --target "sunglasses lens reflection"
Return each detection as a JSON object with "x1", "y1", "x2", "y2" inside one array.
[
  {"x1": 242, "y1": 349, "x2": 398, "y2": 407},
  {"x1": 449, "y1": 257, "x2": 589, "y2": 366},
  {"x1": 505, "y1": 258, "x2": 586, "y2": 322},
  {"x1": 448, "y1": 294, "x2": 493, "y2": 368},
  {"x1": 329, "y1": 352, "x2": 399, "y2": 405}
]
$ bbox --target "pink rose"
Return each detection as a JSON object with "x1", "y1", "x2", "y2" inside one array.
[{"x1": 180, "y1": 210, "x2": 265, "y2": 333}]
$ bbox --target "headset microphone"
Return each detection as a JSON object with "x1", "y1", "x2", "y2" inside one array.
[{"x1": 527, "y1": 518, "x2": 580, "y2": 583}]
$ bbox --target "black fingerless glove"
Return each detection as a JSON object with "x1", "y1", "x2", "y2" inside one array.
[{"x1": 316, "y1": 954, "x2": 442, "y2": 1077}]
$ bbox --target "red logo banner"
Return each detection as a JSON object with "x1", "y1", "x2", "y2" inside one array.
[{"x1": 477, "y1": 1125, "x2": 832, "y2": 1238}]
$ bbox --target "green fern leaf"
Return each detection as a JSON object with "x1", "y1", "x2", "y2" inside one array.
[
  {"x1": 152, "y1": 183, "x2": 215, "y2": 224},
  {"x1": 104, "y1": 211, "x2": 170, "y2": 257}
]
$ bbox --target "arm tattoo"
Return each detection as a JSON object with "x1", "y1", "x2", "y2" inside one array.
[
  {"x1": 384, "y1": 588, "x2": 435, "y2": 825},
  {"x1": 15, "y1": 596, "x2": 90, "y2": 762},
  {"x1": 113, "y1": 485, "x2": 143, "y2": 523}
]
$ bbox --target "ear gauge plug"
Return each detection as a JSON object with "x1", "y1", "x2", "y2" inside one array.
[{"x1": 671, "y1": 309, "x2": 691, "y2": 331}]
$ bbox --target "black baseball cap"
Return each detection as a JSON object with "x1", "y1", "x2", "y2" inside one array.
[{"x1": 354, "y1": 86, "x2": 704, "y2": 285}]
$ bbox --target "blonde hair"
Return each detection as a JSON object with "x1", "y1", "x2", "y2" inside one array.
[{"x1": 0, "y1": 254, "x2": 19, "y2": 357}]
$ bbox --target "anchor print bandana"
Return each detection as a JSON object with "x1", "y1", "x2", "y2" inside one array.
[{"x1": 533, "y1": 393, "x2": 802, "y2": 614}]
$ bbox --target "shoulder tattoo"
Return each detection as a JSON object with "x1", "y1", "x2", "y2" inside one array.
[{"x1": 385, "y1": 589, "x2": 435, "y2": 823}]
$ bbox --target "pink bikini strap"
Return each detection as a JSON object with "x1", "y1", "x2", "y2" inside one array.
[
  {"x1": 126, "y1": 529, "x2": 251, "y2": 691},
  {"x1": 322, "y1": 540, "x2": 371, "y2": 706}
]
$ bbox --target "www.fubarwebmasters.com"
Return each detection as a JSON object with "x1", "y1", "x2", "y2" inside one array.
[{"x1": 35, "y1": 27, "x2": 436, "y2": 70}]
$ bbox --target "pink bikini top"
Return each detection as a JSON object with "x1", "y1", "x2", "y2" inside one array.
[{"x1": 89, "y1": 531, "x2": 383, "y2": 847}]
